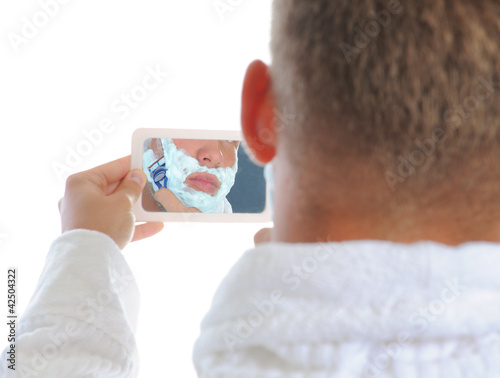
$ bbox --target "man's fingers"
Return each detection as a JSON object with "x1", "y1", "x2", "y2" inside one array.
[
  {"x1": 131, "y1": 222, "x2": 164, "y2": 243},
  {"x1": 254, "y1": 228, "x2": 272, "y2": 245},
  {"x1": 104, "y1": 181, "x2": 122, "y2": 196},
  {"x1": 155, "y1": 188, "x2": 188, "y2": 212},
  {"x1": 86, "y1": 156, "x2": 132, "y2": 190},
  {"x1": 115, "y1": 169, "x2": 147, "y2": 205}
]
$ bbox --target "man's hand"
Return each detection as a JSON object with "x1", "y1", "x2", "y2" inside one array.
[
  {"x1": 59, "y1": 156, "x2": 164, "y2": 250},
  {"x1": 154, "y1": 188, "x2": 202, "y2": 213},
  {"x1": 254, "y1": 228, "x2": 272, "y2": 245}
]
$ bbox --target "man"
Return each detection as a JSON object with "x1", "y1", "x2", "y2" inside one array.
[
  {"x1": 142, "y1": 138, "x2": 239, "y2": 213},
  {"x1": 2, "y1": 0, "x2": 500, "y2": 376}
]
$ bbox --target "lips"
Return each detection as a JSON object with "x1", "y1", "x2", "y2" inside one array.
[{"x1": 185, "y1": 172, "x2": 221, "y2": 196}]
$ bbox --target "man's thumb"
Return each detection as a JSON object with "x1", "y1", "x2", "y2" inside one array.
[{"x1": 117, "y1": 169, "x2": 146, "y2": 203}]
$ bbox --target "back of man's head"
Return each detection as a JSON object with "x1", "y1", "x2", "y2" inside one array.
[{"x1": 270, "y1": 0, "x2": 500, "y2": 215}]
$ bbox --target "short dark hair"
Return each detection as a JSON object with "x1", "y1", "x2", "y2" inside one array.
[{"x1": 270, "y1": 0, "x2": 500, "y2": 195}]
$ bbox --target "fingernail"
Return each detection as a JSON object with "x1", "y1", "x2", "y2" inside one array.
[{"x1": 129, "y1": 170, "x2": 145, "y2": 186}]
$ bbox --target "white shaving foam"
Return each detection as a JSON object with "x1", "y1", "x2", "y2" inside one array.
[{"x1": 161, "y1": 138, "x2": 238, "y2": 213}]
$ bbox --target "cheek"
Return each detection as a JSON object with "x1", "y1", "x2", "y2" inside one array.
[
  {"x1": 223, "y1": 148, "x2": 236, "y2": 167},
  {"x1": 173, "y1": 140, "x2": 197, "y2": 159}
]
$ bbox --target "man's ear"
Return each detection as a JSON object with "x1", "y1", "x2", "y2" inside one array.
[{"x1": 241, "y1": 60, "x2": 276, "y2": 165}]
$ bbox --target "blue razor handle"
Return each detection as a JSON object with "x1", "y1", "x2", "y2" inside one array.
[{"x1": 148, "y1": 157, "x2": 168, "y2": 190}]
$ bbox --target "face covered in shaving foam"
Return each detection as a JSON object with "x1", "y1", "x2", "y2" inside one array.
[{"x1": 161, "y1": 138, "x2": 239, "y2": 213}]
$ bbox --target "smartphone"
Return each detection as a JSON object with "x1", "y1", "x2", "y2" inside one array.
[{"x1": 131, "y1": 128, "x2": 271, "y2": 222}]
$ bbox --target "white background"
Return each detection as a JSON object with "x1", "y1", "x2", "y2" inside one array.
[{"x1": 0, "y1": 0, "x2": 272, "y2": 376}]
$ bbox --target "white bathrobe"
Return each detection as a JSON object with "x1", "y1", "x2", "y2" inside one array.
[
  {"x1": 1, "y1": 230, "x2": 500, "y2": 377},
  {"x1": 193, "y1": 240, "x2": 500, "y2": 377}
]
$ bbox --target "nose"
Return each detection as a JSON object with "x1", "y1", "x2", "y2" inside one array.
[{"x1": 196, "y1": 140, "x2": 224, "y2": 168}]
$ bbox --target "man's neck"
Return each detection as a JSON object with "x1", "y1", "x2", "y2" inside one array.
[
  {"x1": 271, "y1": 156, "x2": 500, "y2": 245},
  {"x1": 272, "y1": 210, "x2": 500, "y2": 245}
]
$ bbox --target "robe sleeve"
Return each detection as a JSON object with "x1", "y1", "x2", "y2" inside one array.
[{"x1": 0, "y1": 229, "x2": 140, "y2": 378}]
